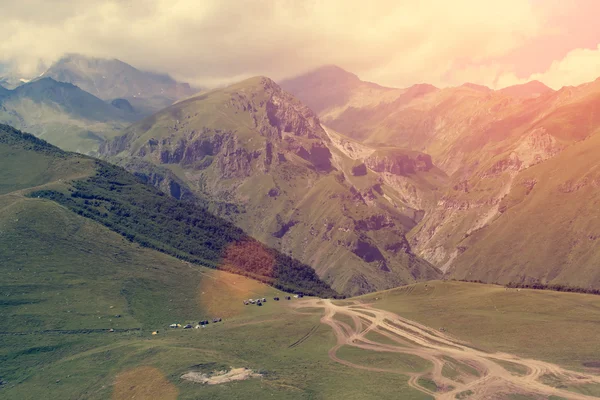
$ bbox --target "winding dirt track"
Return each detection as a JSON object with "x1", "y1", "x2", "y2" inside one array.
[{"x1": 293, "y1": 299, "x2": 600, "y2": 399}]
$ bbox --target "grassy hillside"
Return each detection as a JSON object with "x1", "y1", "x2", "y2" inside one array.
[
  {"x1": 359, "y1": 281, "x2": 600, "y2": 370},
  {"x1": 1, "y1": 124, "x2": 337, "y2": 297},
  {"x1": 0, "y1": 124, "x2": 95, "y2": 194},
  {"x1": 32, "y1": 161, "x2": 337, "y2": 296},
  {"x1": 449, "y1": 131, "x2": 600, "y2": 288}
]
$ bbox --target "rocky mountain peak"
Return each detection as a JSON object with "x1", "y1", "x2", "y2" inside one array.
[
  {"x1": 498, "y1": 80, "x2": 554, "y2": 98},
  {"x1": 286, "y1": 65, "x2": 361, "y2": 86}
]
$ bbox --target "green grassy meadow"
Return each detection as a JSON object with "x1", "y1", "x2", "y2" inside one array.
[{"x1": 358, "y1": 281, "x2": 600, "y2": 370}]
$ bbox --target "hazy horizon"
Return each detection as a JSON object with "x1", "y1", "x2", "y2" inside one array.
[{"x1": 3, "y1": 0, "x2": 600, "y2": 90}]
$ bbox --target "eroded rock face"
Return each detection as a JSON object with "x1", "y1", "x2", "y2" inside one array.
[
  {"x1": 215, "y1": 137, "x2": 261, "y2": 179},
  {"x1": 135, "y1": 131, "x2": 260, "y2": 179},
  {"x1": 352, "y1": 163, "x2": 367, "y2": 176},
  {"x1": 354, "y1": 214, "x2": 395, "y2": 231},
  {"x1": 99, "y1": 130, "x2": 135, "y2": 156},
  {"x1": 266, "y1": 94, "x2": 320, "y2": 139},
  {"x1": 385, "y1": 237, "x2": 411, "y2": 254},
  {"x1": 307, "y1": 143, "x2": 333, "y2": 171},
  {"x1": 410, "y1": 128, "x2": 564, "y2": 271},
  {"x1": 272, "y1": 215, "x2": 299, "y2": 238},
  {"x1": 106, "y1": 77, "x2": 334, "y2": 179},
  {"x1": 365, "y1": 151, "x2": 433, "y2": 176},
  {"x1": 481, "y1": 154, "x2": 522, "y2": 177}
]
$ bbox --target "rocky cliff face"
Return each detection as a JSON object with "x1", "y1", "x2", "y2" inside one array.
[{"x1": 103, "y1": 77, "x2": 335, "y2": 180}]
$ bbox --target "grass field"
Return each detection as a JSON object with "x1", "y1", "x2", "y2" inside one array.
[
  {"x1": 336, "y1": 345, "x2": 432, "y2": 373},
  {"x1": 416, "y1": 377, "x2": 438, "y2": 392},
  {"x1": 6, "y1": 230, "x2": 600, "y2": 399},
  {"x1": 358, "y1": 281, "x2": 600, "y2": 370},
  {"x1": 363, "y1": 329, "x2": 408, "y2": 347},
  {"x1": 441, "y1": 356, "x2": 480, "y2": 382},
  {"x1": 491, "y1": 359, "x2": 530, "y2": 376},
  {"x1": 0, "y1": 194, "x2": 434, "y2": 400},
  {"x1": 4, "y1": 201, "x2": 600, "y2": 399}
]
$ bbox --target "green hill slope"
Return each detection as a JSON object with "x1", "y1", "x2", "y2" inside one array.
[
  {"x1": 0, "y1": 124, "x2": 336, "y2": 297},
  {"x1": 449, "y1": 131, "x2": 600, "y2": 288}
]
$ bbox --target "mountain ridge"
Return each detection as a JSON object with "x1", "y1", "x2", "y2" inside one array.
[
  {"x1": 0, "y1": 77, "x2": 137, "y2": 153},
  {"x1": 283, "y1": 65, "x2": 600, "y2": 290},
  {"x1": 101, "y1": 76, "x2": 443, "y2": 295}
]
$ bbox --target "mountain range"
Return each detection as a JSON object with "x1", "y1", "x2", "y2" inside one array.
[
  {"x1": 0, "y1": 77, "x2": 135, "y2": 153},
  {"x1": 281, "y1": 66, "x2": 600, "y2": 288},
  {"x1": 0, "y1": 55, "x2": 198, "y2": 153},
  {"x1": 39, "y1": 54, "x2": 197, "y2": 115},
  {"x1": 6, "y1": 54, "x2": 600, "y2": 399}
]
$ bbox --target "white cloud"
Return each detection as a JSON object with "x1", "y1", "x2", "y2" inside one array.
[
  {"x1": 1, "y1": 0, "x2": 541, "y2": 88},
  {"x1": 470, "y1": 45, "x2": 600, "y2": 90},
  {"x1": 524, "y1": 45, "x2": 600, "y2": 89}
]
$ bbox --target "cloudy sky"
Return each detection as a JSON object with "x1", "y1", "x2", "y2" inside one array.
[{"x1": 3, "y1": 0, "x2": 600, "y2": 89}]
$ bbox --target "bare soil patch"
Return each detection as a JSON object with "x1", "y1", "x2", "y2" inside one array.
[{"x1": 181, "y1": 367, "x2": 262, "y2": 385}]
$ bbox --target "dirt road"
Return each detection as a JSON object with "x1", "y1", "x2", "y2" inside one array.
[{"x1": 293, "y1": 299, "x2": 600, "y2": 399}]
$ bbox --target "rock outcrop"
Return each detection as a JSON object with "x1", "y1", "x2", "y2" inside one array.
[{"x1": 365, "y1": 151, "x2": 433, "y2": 176}]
